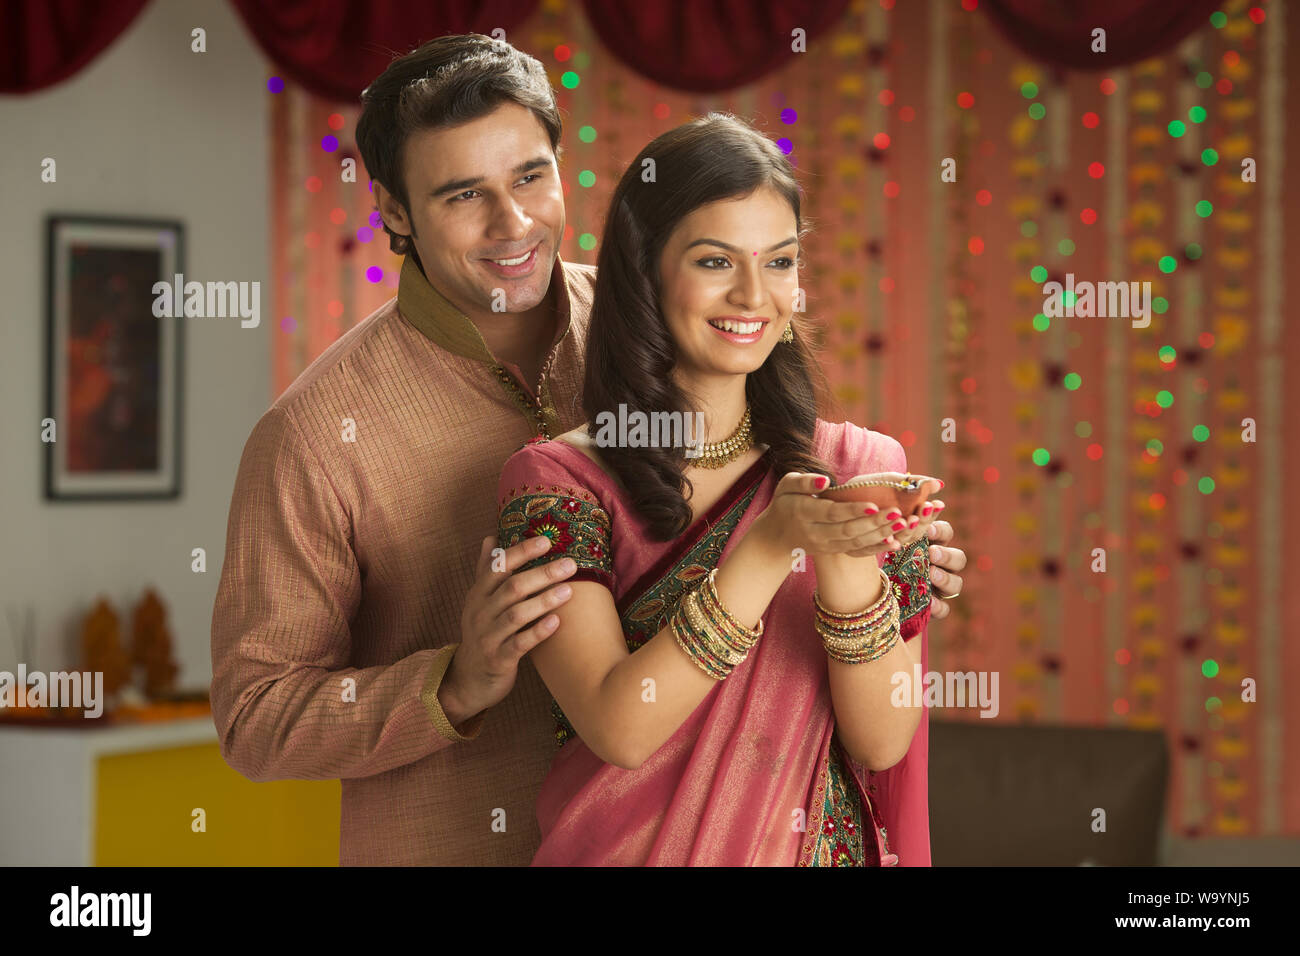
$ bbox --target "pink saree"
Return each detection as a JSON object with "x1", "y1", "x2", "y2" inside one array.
[{"x1": 496, "y1": 419, "x2": 931, "y2": 866}]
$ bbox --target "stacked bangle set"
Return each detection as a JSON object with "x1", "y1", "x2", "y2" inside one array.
[
  {"x1": 814, "y1": 568, "x2": 901, "y2": 664},
  {"x1": 670, "y1": 568, "x2": 764, "y2": 680},
  {"x1": 671, "y1": 566, "x2": 902, "y2": 678}
]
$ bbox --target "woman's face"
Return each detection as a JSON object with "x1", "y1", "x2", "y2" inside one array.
[{"x1": 658, "y1": 186, "x2": 800, "y2": 386}]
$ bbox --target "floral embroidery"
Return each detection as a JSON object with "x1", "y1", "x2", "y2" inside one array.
[
  {"x1": 498, "y1": 488, "x2": 612, "y2": 581},
  {"x1": 882, "y1": 535, "x2": 932, "y2": 638},
  {"x1": 808, "y1": 741, "x2": 868, "y2": 867},
  {"x1": 527, "y1": 515, "x2": 575, "y2": 552}
]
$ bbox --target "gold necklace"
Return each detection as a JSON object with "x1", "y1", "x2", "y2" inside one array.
[{"x1": 690, "y1": 406, "x2": 753, "y2": 469}]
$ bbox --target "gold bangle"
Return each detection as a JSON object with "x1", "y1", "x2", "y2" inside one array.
[
  {"x1": 824, "y1": 623, "x2": 901, "y2": 664},
  {"x1": 672, "y1": 592, "x2": 729, "y2": 680},
  {"x1": 685, "y1": 590, "x2": 748, "y2": 667},
  {"x1": 813, "y1": 568, "x2": 894, "y2": 621},
  {"x1": 701, "y1": 568, "x2": 763, "y2": 641}
]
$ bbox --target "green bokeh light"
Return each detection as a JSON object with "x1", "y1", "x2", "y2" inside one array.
[
  {"x1": 1153, "y1": 296, "x2": 1169, "y2": 314},
  {"x1": 1210, "y1": 11, "x2": 1227, "y2": 28},
  {"x1": 1189, "y1": 106, "x2": 1207, "y2": 123},
  {"x1": 1064, "y1": 372, "x2": 1082, "y2": 390},
  {"x1": 578, "y1": 232, "x2": 596, "y2": 250},
  {"x1": 1185, "y1": 242, "x2": 1203, "y2": 260},
  {"x1": 560, "y1": 71, "x2": 580, "y2": 89},
  {"x1": 1195, "y1": 200, "x2": 1213, "y2": 217},
  {"x1": 1196, "y1": 71, "x2": 1214, "y2": 88},
  {"x1": 578, "y1": 169, "x2": 596, "y2": 187},
  {"x1": 1075, "y1": 421, "x2": 1092, "y2": 438},
  {"x1": 1202, "y1": 659, "x2": 1219, "y2": 678},
  {"x1": 1158, "y1": 256, "x2": 1177, "y2": 274},
  {"x1": 1156, "y1": 390, "x2": 1174, "y2": 408},
  {"x1": 1058, "y1": 238, "x2": 1075, "y2": 256},
  {"x1": 1021, "y1": 81, "x2": 1038, "y2": 98},
  {"x1": 578, "y1": 125, "x2": 597, "y2": 143},
  {"x1": 1159, "y1": 345, "x2": 1176, "y2": 362},
  {"x1": 1146, "y1": 439, "x2": 1163, "y2": 455},
  {"x1": 1028, "y1": 103, "x2": 1046, "y2": 120},
  {"x1": 1021, "y1": 220, "x2": 1038, "y2": 237},
  {"x1": 1205, "y1": 696, "x2": 1222, "y2": 712},
  {"x1": 1202, "y1": 147, "x2": 1219, "y2": 165},
  {"x1": 1198, "y1": 476, "x2": 1216, "y2": 494},
  {"x1": 1193, "y1": 424, "x2": 1210, "y2": 442},
  {"x1": 1168, "y1": 120, "x2": 1186, "y2": 138},
  {"x1": 1063, "y1": 290, "x2": 1077, "y2": 308},
  {"x1": 1033, "y1": 313, "x2": 1050, "y2": 332},
  {"x1": 1032, "y1": 448, "x2": 1050, "y2": 466},
  {"x1": 1031, "y1": 265, "x2": 1048, "y2": 282}
]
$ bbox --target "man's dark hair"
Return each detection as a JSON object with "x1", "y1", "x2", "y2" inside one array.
[{"x1": 356, "y1": 34, "x2": 563, "y2": 268}]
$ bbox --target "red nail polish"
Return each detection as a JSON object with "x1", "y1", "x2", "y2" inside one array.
[
  {"x1": 816, "y1": 476, "x2": 829, "y2": 490},
  {"x1": 937, "y1": 480, "x2": 945, "y2": 490},
  {"x1": 922, "y1": 506, "x2": 932, "y2": 517},
  {"x1": 865, "y1": 505, "x2": 879, "y2": 515},
  {"x1": 892, "y1": 521, "x2": 906, "y2": 531}
]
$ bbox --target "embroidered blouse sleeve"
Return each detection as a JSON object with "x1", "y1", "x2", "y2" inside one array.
[
  {"x1": 497, "y1": 444, "x2": 615, "y2": 591},
  {"x1": 873, "y1": 432, "x2": 932, "y2": 641}
]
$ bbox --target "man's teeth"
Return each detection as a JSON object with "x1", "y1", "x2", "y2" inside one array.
[
  {"x1": 492, "y1": 249, "x2": 533, "y2": 266},
  {"x1": 709, "y1": 319, "x2": 764, "y2": 334}
]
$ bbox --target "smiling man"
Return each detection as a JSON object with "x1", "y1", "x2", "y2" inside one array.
[{"x1": 209, "y1": 34, "x2": 968, "y2": 866}]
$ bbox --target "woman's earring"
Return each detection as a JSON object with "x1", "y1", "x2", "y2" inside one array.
[{"x1": 780, "y1": 322, "x2": 794, "y2": 343}]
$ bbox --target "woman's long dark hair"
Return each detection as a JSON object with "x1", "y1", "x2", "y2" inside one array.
[{"x1": 583, "y1": 112, "x2": 833, "y2": 541}]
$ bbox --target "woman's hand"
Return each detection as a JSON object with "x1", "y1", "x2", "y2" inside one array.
[
  {"x1": 750, "y1": 472, "x2": 900, "y2": 565},
  {"x1": 834, "y1": 477, "x2": 945, "y2": 558}
]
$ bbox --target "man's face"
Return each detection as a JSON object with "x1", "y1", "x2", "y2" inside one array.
[{"x1": 377, "y1": 101, "x2": 565, "y2": 318}]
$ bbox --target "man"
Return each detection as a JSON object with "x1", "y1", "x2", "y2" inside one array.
[{"x1": 210, "y1": 34, "x2": 967, "y2": 866}]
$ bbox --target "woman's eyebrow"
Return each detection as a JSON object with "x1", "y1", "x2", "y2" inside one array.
[{"x1": 684, "y1": 236, "x2": 799, "y2": 253}]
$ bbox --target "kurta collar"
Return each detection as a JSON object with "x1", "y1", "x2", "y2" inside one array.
[{"x1": 397, "y1": 252, "x2": 574, "y2": 365}]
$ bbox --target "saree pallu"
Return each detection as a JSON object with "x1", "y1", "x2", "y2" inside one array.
[{"x1": 496, "y1": 420, "x2": 931, "y2": 866}]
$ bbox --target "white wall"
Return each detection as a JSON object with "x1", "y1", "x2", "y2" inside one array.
[{"x1": 0, "y1": 0, "x2": 271, "y2": 689}]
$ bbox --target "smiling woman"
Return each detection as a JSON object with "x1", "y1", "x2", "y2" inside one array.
[{"x1": 499, "y1": 113, "x2": 936, "y2": 867}]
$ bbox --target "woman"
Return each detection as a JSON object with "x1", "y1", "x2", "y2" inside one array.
[{"x1": 496, "y1": 113, "x2": 941, "y2": 866}]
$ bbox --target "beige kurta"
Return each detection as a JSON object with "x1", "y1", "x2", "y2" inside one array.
[{"x1": 210, "y1": 253, "x2": 595, "y2": 864}]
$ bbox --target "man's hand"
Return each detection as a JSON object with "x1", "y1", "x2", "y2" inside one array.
[
  {"x1": 440, "y1": 535, "x2": 578, "y2": 724},
  {"x1": 926, "y1": 519, "x2": 967, "y2": 621}
]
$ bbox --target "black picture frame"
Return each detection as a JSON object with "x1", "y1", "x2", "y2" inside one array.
[{"x1": 44, "y1": 215, "x2": 185, "y2": 501}]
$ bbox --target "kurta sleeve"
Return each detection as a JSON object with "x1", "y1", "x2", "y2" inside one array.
[
  {"x1": 496, "y1": 443, "x2": 614, "y2": 591},
  {"x1": 210, "y1": 405, "x2": 479, "y2": 785}
]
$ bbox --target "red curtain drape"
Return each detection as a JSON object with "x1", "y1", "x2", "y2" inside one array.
[
  {"x1": 227, "y1": 0, "x2": 541, "y2": 102},
  {"x1": 0, "y1": 0, "x2": 151, "y2": 94},
  {"x1": 580, "y1": 0, "x2": 852, "y2": 93},
  {"x1": 980, "y1": 0, "x2": 1223, "y2": 70},
  {"x1": 2, "y1": 0, "x2": 1232, "y2": 99}
]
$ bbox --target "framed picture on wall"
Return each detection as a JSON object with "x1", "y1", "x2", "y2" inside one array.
[{"x1": 44, "y1": 215, "x2": 185, "y2": 501}]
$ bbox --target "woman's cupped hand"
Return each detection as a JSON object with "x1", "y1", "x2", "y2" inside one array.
[{"x1": 751, "y1": 472, "x2": 936, "y2": 563}]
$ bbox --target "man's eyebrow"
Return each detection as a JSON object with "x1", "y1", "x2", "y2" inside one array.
[
  {"x1": 684, "y1": 236, "x2": 800, "y2": 254},
  {"x1": 429, "y1": 156, "x2": 553, "y2": 199}
]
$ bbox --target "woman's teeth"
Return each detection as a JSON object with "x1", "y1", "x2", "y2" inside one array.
[{"x1": 708, "y1": 319, "x2": 764, "y2": 334}]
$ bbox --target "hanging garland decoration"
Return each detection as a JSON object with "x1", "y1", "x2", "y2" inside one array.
[
  {"x1": 942, "y1": 7, "x2": 979, "y2": 667},
  {"x1": 828, "y1": 5, "x2": 872, "y2": 417},
  {"x1": 1201, "y1": 0, "x2": 1259, "y2": 838},
  {"x1": 1006, "y1": 61, "x2": 1047, "y2": 720},
  {"x1": 1125, "y1": 55, "x2": 1168, "y2": 740}
]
